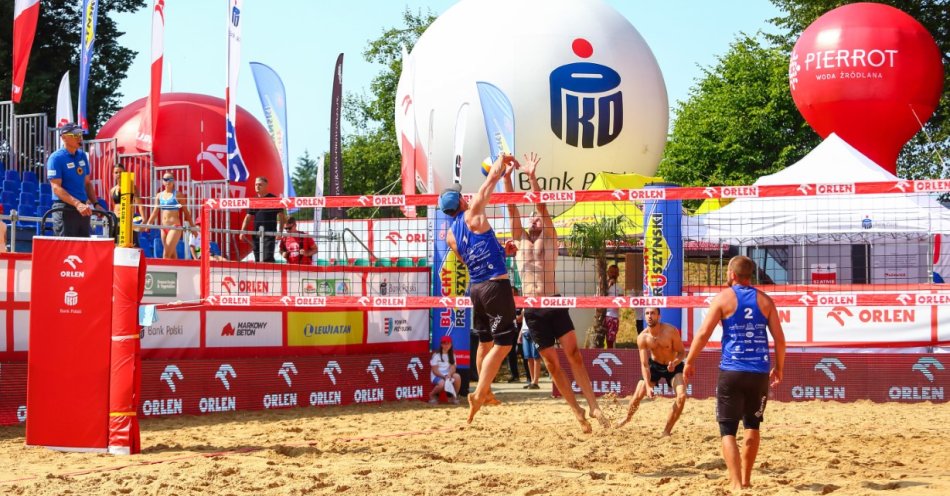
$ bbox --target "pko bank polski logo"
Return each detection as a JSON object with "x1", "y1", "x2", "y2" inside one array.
[{"x1": 550, "y1": 39, "x2": 623, "y2": 149}]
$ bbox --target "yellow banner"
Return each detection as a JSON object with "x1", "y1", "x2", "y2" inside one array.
[{"x1": 287, "y1": 312, "x2": 364, "y2": 347}]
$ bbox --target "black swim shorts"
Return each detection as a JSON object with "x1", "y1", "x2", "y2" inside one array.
[
  {"x1": 716, "y1": 370, "x2": 770, "y2": 431},
  {"x1": 470, "y1": 279, "x2": 517, "y2": 346},
  {"x1": 524, "y1": 307, "x2": 575, "y2": 350},
  {"x1": 648, "y1": 358, "x2": 685, "y2": 385}
]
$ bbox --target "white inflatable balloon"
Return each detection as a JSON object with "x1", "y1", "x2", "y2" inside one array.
[{"x1": 398, "y1": 0, "x2": 669, "y2": 196}]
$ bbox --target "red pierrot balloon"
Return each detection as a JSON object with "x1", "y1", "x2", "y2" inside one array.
[
  {"x1": 788, "y1": 3, "x2": 943, "y2": 174},
  {"x1": 98, "y1": 92, "x2": 283, "y2": 260}
]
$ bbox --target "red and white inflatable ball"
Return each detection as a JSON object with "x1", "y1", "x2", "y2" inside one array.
[
  {"x1": 98, "y1": 92, "x2": 283, "y2": 196},
  {"x1": 789, "y1": 3, "x2": 943, "y2": 174},
  {"x1": 98, "y1": 93, "x2": 282, "y2": 260},
  {"x1": 398, "y1": 0, "x2": 668, "y2": 195}
]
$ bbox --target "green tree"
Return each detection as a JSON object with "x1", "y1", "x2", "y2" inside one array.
[
  {"x1": 0, "y1": 0, "x2": 147, "y2": 134},
  {"x1": 659, "y1": 34, "x2": 820, "y2": 189},
  {"x1": 340, "y1": 8, "x2": 436, "y2": 218},
  {"x1": 292, "y1": 150, "x2": 319, "y2": 199},
  {"x1": 566, "y1": 215, "x2": 625, "y2": 348}
]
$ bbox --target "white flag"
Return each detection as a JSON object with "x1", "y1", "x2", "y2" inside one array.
[{"x1": 55, "y1": 71, "x2": 73, "y2": 127}]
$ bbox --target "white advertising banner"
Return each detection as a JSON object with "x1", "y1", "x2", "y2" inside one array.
[
  {"x1": 372, "y1": 219, "x2": 429, "y2": 260},
  {"x1": 210, "y1": 268, "x2": 281, "y2": 296},
  {"x1": 288, "y1": 270, "x2": 362, "y2": 296},
  {"x1": 813, "y1": 305, "x2": 926, "y2": 343},
  {"x1": 366, "y1": 270, "x2": 428, "y2": 297},
  {"x1": 206, "y1": 311, "x2": 282, "y2": 348},
  {"x1": 366, "y1": 310, "x2": 428, "y2": 344},
  {"x1": 142, "y1": 311, "x2": 200, "y2": 349}
]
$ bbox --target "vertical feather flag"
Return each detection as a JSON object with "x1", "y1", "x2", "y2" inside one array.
[
  {"x1": 136, "y1": 0, "x2": 165, "y2": 151},
  {"x1": 11, "y1": 0, "x2": 40, "y2": 103},
  {"x1": 226, "y1": 0, "x2": 249, "y2": 182},
  {"x1": 78, "y1": 0, "x2": 100, "y2": 132},
  {"x1": 328, "y1": 53, "x2": 344, "y2": 219},
  {"x1": 55, "y1": 72, "x2": 74, "y2": 128},
  {"x1": 313, "y1": 154, "x2": 325, "y2": 226},
  {"x1": 250, "y1": 62, "x2": 296, "y2": 201},
  {"x1": 475, "y1": 82, "x2": 515, "y2": 162},
  {"x1": 395, "y1": 46, "x2": 417, "y2": 217}
]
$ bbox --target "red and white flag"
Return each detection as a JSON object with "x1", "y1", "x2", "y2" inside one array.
[
  {"x1": 136, "y1": 0, "x2": 165, "y2": 151},
  {"x1": 395, "y1": 46, "x2": 418, "y2": 217},
  {"x1": 11, "y1": 0, "x2": 40, "y2": 103},
  {"x1": 55, "y1": 71, "x2": 74, "y2": 128}
]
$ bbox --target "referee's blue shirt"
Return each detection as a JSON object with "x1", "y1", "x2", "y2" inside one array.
[{"x1": 46, "y1": 148, "x2": 90, "y2": 203}]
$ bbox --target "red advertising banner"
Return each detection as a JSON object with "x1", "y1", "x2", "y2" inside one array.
[
  {"x1": 552, "y1": 350, "x2": 947, "y2": 404},
  {"x1": 1, "y1": 351, "x2": 944, "y2": 427},
  {"x1": 26, "y1": 238, "x2": 115, "y2": 450}
]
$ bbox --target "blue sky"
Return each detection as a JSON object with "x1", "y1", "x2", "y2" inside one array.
[{"x1": 113, "y1": 1, "x2": 781, "y2": 172}]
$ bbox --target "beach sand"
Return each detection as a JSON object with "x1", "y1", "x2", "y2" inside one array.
[{"x1": 0, "y1": 381, "x2": 947, "y2": 495}]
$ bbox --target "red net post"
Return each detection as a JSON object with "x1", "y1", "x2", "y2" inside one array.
[{"x1": 108, "y1": 247, "x2": 145, "y2": 455}]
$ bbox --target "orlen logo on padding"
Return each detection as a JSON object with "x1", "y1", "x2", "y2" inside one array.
[
  {"x1": 550, "y1": 38, "x2": 622, "y2": 148},
  {"x1": 888, "y1": 357, "x2": 945, "y2": 401},
  {"x1": 791, "y1": 358, "x2": 846, "y2": 400},
  {"x1": 826, "y1": 306, "x2": 853, "y2": 326}
]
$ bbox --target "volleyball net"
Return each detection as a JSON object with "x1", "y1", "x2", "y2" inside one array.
[{"x1": 197, "y1": 178, "x2": 950, "y2": 319}]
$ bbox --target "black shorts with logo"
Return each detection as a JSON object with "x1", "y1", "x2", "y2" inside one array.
[
  {"x1": 716, "y1": 370, "x2": 770, "y2": 429},
  {"x1": 470, "y1": 279, "x2": 517, "y2": 346},
  {"x1": 524, "y1": 307, "x2": 575, "y2": 350},
  {"x1": 649, "y1": 358, "x2": 684, "y2": 385}
]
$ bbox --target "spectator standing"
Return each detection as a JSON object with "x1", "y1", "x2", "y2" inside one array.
[
  {"x1": 240, "y1": 176, "x2": 285, "y2": 262},
  {"x1": 47, "y1": 123, "x2": 100, "y2": 237}
]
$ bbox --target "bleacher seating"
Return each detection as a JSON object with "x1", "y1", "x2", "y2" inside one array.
[
  {"x1": 1, "y1": 191, "x2": 15, "y2": 206},
  {"x1": 16, "y1": 204, "x2": 36, "y2": 229},
  {"x1": 18, "y1": 192, "x2": 35, "y2": 208},
  {"x1": 22, "y1": 171, "x2": 38, "y2": 183},
  {"x1": 2, "y1": 180, "x2": 19, "y2": 195},
  {"x1": 39, "y1": 182, "x2": 51, "y2": 196},
  {"x1": 20, "y1": 180, "x2": 37, "y2": 196}
]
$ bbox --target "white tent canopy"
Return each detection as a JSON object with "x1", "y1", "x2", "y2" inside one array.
[{"x1": 696, "y1": 134, "x2": 950, "y2": 245}]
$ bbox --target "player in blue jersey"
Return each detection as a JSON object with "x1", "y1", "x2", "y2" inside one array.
[
  {"x1": 684, "y1": 255, "x2": 786, "y2": 490},
  {"x1": 46, "y1": 123, "x2": 101, "y2": 237},
  {"x1": 440, "y1": 153, "x2": 519, "y2": 424}
]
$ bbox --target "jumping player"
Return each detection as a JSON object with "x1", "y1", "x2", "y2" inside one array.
[
  {"x1": 684, "y1": 255, "x2": 786, "y2": 490},
  {"x1": 616, "y1": 307, "x2": 687, "y2": 435},
  {"x1": 503, "y1": 152, "x2": 611, "y2": 433},
  {"x1": 440, "y1": 153, "x2": 520, "y2": 424}
]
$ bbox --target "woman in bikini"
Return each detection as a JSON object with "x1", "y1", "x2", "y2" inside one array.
[{"x1": 146, "y1": 173, "x2": 195, "y2": 259}]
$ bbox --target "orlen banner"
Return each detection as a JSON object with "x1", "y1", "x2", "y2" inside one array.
[
  {"x1": 552, "y1": 350, "x2": 946, "y2": 404},
  {"x1": 137, "y1": 354, "x2": 428, "y2": 418}
]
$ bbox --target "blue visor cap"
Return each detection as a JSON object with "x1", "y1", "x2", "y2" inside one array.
[{"x1": 438, "y1": 183, "x2": 462, "y2": 214}]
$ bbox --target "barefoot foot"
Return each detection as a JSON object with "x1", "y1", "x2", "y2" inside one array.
[
  {"x1": 467, "y1": 393, "x2": 484, "y2": 424},
  {"x1": 572, "y1": 409, "x2": 593, "y2": 434},
  {"x1": 590, "y1": 408, "x2": 612, "y2": 429}
]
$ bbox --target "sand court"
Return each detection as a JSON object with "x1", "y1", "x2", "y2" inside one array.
[{"x1": 0, "y1": 382, "x2": 947, "y2": 495}]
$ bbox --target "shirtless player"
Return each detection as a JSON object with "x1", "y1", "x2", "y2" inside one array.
[
  {"x1": 616, "y1": 307, "x2": 687, "y2": 436},
  {"x1": 504, "y1": 152, "x2": 611, "y2": 433}
]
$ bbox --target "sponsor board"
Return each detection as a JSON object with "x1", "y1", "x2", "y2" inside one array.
[
  {"x1": 366, "y1": 310, "x2": 428, "y2": 344},
  {"x1": 142, "y1": 311, "x2": 200, "y2": 349},
  {"x1": 288, "y1": 311, "x2": 364, "y2": 347},
  {"x1": 814, "y1": 305, "x2": 922, "y2": 343},
  {"x1": 144, "y1": 271, "x2": 178, "y2": 297},
  {"x1": 206, "y1": 312, "x2": 283, "y2": 348},
  {"x1": 367, "y1": 271, "x2": 427, "y2": 297}
]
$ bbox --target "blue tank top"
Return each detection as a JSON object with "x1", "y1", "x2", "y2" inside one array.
[
  {"x1": 719, "y1": 285, "x2": 771, "y2": 373},
  {"x1": 450, "y1": 214, "x2": 507, "y2": 284},
  {"x1": 158, "y1": 192, "x2": 180, "y2": 211}
]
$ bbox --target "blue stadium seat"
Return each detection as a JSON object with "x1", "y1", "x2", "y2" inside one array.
[
  {"x1": 18, "y1": 192, "x2": 35, "y2": 207},
  {"x1": 176, "y1": 240, "x2": 186, "y2": 259},
  {"x1": 152, "y1": 237, "x2": 164, "y2": 258},
  {"x1": 209, "y1": 241, "x2": 222, "y2": 257},
  {"x1": 2, "y1": 203, "x2": 13, "y2": 216},
  {"x1": 38, "y1": 192, "x2": 52, "y2": 206},
  {"x1": 4, "y1": 170, "x2": 19, "y2": 182},
  {"x1": 20, "y1": 180, "x2": 37, "y2": 195},
  {"x1": 2, "y1": 191, "x2": 15, "y2": 206},
  {"x1": 39, "y1": 182, "x2": 51, "y2": 196},
  {"x1": 16, "y1": 204, "x2": 36, "y2": 228},
  {"x1": 22, "y1": 171, "x2": 37, "y2": 183},
  {"x1": 2, "y1": 180, "x2": 19, "y2": 194}
]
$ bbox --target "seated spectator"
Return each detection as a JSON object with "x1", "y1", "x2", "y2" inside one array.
[
  {"x1": 279, "y1": 217, "x2": 317, "y2": 264},
  {"x1": 429, "y1": 335, "x2": 462, "y2": 405},
  {"x1": 189, "y1": 232, "x2": 227, "y2": 261}
]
